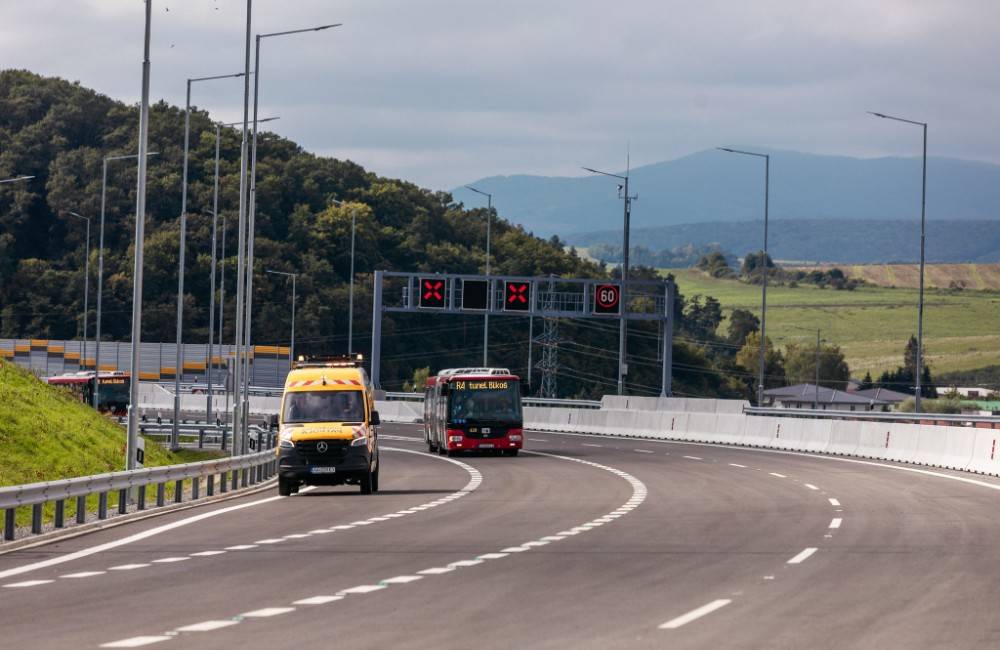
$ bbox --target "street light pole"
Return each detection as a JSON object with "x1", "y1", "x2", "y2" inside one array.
[
  {"x1": 242, "y1": 24, "x2": 340, "y2": 441},
  {"x1": 94, "y1": 152, "x2": 158, "y2": 410},
  {"x1": 126, "y1": 0, "x2": 153, "y2": 472},
  {"x1": 69, "y1": 212, "x2": 91, "y2": 375},
  {"x1": 815, "y1": 329, "x2": 821, "y2": 410},
  {"x1": 172, "y1": 72, "x2": 245, "y2": 451},
  {"x1": 464, "y1": 185, "x2": 493, "y2": 366},
  {"x1": 869, "y1": 111, "x2": 928, "y2": 413},
  {"x1": 718, "y1": 147, "x2": 770, "y2": 406},
  {"x1": 348, "y1": 206, "x2": 357, "y2": 355},
  {"x1": 583, "y1": 163, "x2": 636, "y2": 396},
  {"x1": 266, "y1": 270, "x2": 297, "y2": 367}
]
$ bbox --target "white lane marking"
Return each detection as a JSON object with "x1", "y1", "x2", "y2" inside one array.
[
  {"x1": 309, "y1": 529, "x2": 333, "y2": 534},
  {"x1": 240, "y1": 607, "x2": 295, "y2": 618},
  {"x1": 152, "y1": 557, "x2": 189, "y2": 564},
  {"x1": 61, "y1": 571, "x2": 106, "y2": 578},
  {"x1": 380, "y1": 575, "x2": 423, "y2": 584},
  {"x1": 659, "y1": 599, "x2": 732, "y2": 630},
  {"x1": 635, "y1": 449, "x2": 654, "y2": 454},
  {"x1": 500, "y1": 546, "x2": 530, "y2": 553},
  {"x1": 449, "y1": 559, "x2": 483, "y2": 567},
  {"x1": 3, "y1": 579, "x2": 53, "y2": 588},
  {"x1": 284, "y1": 533, "x2": 311, "y2": 539},
  {"x1": 582, "y1": 443, "x2": 603, "y2": 447},
  {"x1": 224, "y1": 545, "x2": 257, "y2": 551},
  {"x1": 805, "y1": 483, "x2": 820, "y2": 490},
  {"x1": 769, "y1": 472, "x2": 787, "y2": 478},
  {"x1": 477, "y1": 553, "x2": 509, "y2": 560},
  {"x1": 787, "y1": 547, "x2": 818, "y2": 564},
  {"x1": 255, "y1": 538, "x2": 284, "y2": 544},
  {"x1": 100, "y1": 636, "x2": 171, "y2": 648},
  {"x1": 339, "y1": 585, "x2": 386, "y2": 595},
  {"x1": 528, "y1": 438, "x2": 547, "y2": 442},
  {"x1": 829, "y1": 518, "x2": 842, "y2": 529},
  {"x1": 729, "y1": 463, "x2": 747, "y2": 468},
  {"x1": 108, "y1": 564, "x2": 151, "y2": 571},
  {"x1": 418, "y1": 567, "x2": 455, "y2": 575},
  {"x1": 683, "y1": 455, "x2": 702, "y2": 461},
  {"x1": 175, "y1": 620, "x2": 239, "y2": 632},
  {"x1": 294, "y1": 595, "x2": 343, "y2": 605},
  {"x1": 190, "y1": 551, "x2": 226, "y2": 557},
  {"x1": 828, "y1": 498, "x2": 841, "y2": 507}
]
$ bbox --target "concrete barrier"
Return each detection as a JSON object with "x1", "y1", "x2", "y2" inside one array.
[
  {"x1": 967, "y1": 429, "x2": 1000, "y2": 476},
  {"x1": 742, "y1": 415, "x2": 779, "y2": 448},
  {"x1": 826, "y1": 420, "x2": 861, "y2": 456}
]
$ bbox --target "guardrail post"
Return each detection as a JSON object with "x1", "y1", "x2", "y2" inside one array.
[
  {"x1": 231, "y1": 469, "x2": 239, "y2": 491},
  {"x1": 198, "y1": 428, "x2": 204, "y2": 449},
  {"x1": 192, "y1": 477, "x2": 200, "y2": 500},
  {"x1": 98, "y1": 492, "x2": 108, "y2": 520},
  {"x1": 156, "y1": 483, "x2": 166, "y2": 507},
  {"x1": 220, "y1": 471, "x2": 228, "y2": 493},
  {"x1": 4, "y1": 508, "x2": 14, "y2": 541},
  {"x1": 207, "y1": 474, "x2": 215, "y2": 496},
  {"x1": 174, "y1": 480, "x2": 183, "y2": 503},
  {"x1": 31, "y1": 503, "x2": 43, "y2": 534},
  {"x1": 54, "y1": 500, "x2": 65, "y2": 528},
  {"x1": 118, "y1": 489, "x2": 128, "y2": 515},
  {"x1": 137, "y1": 486, "x2": 146, "y2": 511},
  {"x1": 76, "y1": 496, "x2": 86, "y2": 524},
  {"x1": 240, "y1": 468, "x2": 248, "y2": 488}
]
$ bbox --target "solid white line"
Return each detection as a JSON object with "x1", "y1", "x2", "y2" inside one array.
[
  {"x1": 381, "y1": 575, "x2": 423, "y2": 584},
  {"x1": 828, "y1": 498, "x2": 841, "y2": 506},
  {"x1": 635, "y1": 449, "x2": 654, "y2": 454},
  {"x1": 241, "y1": 607, "x2": 295, "y2": 618},
  {"x1": 805, "y1": 483, "x2": 820, "y2": 490},
  {"x1": 659, "y1": 599, "x2": 732, "y2": 629},
  {"x1": 683, "y1": 455, "x2": 702, "y2": 461},
  {"x1": 829, "y1": 518, "x2": 842, "y2": 529},
  {"x1": 418, "y1": 567, "x2": 454, "y2": 575},
  {"x1": 449, "y1": 559, "x2": 483, "y2": 567},
  {"x1": 255, "y1": 538, "x2": 284, "y2": 544},
  {"x1": 100, "y1": 636, "x2": 171, "y2": 648},
  {"x1": 151, "y1": 557, "x2": 189, "y2": 563},
  {"x1": 729, "y1": 463, "x2": 747, "y2": 468},
  {"x1": 787, "y1": 547, "x2": 818, "y2": 564},
  {"x1": 3, "y1": 579, "x2": 53, "y2": 588},
  {"x1": 769, "y1": 472, "x2": 787, "y2": 478},
  {"x1": 190, "y1": 550, "x2": 226, "y2": 557},
  {"x1": 293, "y1": 595, "x2": 343, "y2": 605},
  {"x1": 224, "y1": 545, "x2": 257, "y2": 551},
  {"x1": 339, "y1": 585, "x2": 386, "y2": 595},
  {"x1": 175, "y1": 620, "x2": 239, "y2": 632}
]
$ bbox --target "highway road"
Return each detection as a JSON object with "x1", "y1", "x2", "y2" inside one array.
[{"x1": 2, "y1": 422, "x2": 1000, "y2": 648}]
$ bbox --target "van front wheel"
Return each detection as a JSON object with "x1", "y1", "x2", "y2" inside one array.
[
  {"x1": 359, "y1": 467, "x2": 374, "y2": 495},
  {"x1": 371, "y1": 465, "x2": 380, "y2": 493},
  {"x1": 278, "y1": 478, "x2": 294, "y2": 497}
]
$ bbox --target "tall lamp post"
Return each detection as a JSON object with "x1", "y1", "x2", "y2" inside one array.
[
  {"x1": 869, "y1": 111, "x2": 928, "y2": 413},
  {"x1": 240, "y1": 23, "x2": 341, "y2": 444},
  {"x1": 266, "y1": 269, "x2": 297, "y2": 368},
  {"x1": 583, "y1": 163, "x2": 636, "y2": 396},
  {"x1": 718, "y1": 147, "x2": 770, "y2": 406},
  {"x1": 172, "y1": 72, "x2": 245, "y2": 451},
  {"x1": 464, "y1": 185, "x2": 493, "y2": 366},
  {"x1": 68, "y1": 212, "x2": 92, "y2": 374},
  {"x1": 93, "y1": 152, "x2": 159, "y2": 411},
  {"x1": 331, "y1": 198, "x2": 359, "y2": 355}
]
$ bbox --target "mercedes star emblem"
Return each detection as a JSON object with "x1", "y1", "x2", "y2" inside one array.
[{"x1": 316, "y1": 441, "x2": 328, "y2": 453}]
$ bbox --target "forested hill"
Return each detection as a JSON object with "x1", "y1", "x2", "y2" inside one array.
[{"x1": 0, "y1": 70, "x2": 749, "y2": 399}]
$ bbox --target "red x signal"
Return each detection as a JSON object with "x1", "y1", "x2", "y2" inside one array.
[
  {"x1": 419, "y1": 278, "x2": 446, "y2": 308},
  {"x1": 504, "y1": 281, "x2": 531, "y2": 312}
]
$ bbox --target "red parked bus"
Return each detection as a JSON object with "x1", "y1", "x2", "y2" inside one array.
[
  {"x1": 424, "y1": 368, "x2": 523, "y2": 456},
  {"x1": 46, "y1": 371, "x2": 131, "y2": 416}
]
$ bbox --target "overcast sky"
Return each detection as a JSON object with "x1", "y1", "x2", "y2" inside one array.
[{"x1": 1, "y1": 0, "x2": 998, "y2": 190}]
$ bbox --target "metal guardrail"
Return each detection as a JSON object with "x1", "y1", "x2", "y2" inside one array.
[
  {"x1": 745, "y1": 406, "x2": 1000, "y2": 427},
  {"x1": 382, "y1": 392, "x2": 602, "y2": 410},
  {"x1": 1, "y1": 448, "x2": 278, "y2": 543}
]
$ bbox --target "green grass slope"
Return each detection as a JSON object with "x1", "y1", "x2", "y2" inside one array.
[
  {"x1": 667, "y1": 268, "x2": 1000, "y2": 378},
  {"x1": 0, "y1": 360, "x2": 217, "y2": 487}
]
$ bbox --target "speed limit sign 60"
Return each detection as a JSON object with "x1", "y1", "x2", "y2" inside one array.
[{"x1": 594, "y1": 283, "x2": 621, "y2": 315}]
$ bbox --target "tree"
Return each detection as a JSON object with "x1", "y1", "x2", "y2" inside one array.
[
  {"x1": 735, "y1": 332, "x2": 786, "y2": 397},
  {"x1": 684, "y1": 295, "x2": 723, "y2": 341},
  {"x1": 740, "y1": 250, "x2": 775, "y2": 277},
  {"x1": 784, "y1": 342, "x2": 850, "y2": 390},
  {"x1": 857, "y1": 371, "x2": 874, "y2": 391},
  {"x1": 726, "y1": 309, "x2": 759, "y2": 347},
  {"x1": 904, "y1": 335, "x2": 921, "y2": 377},
  {"x1": 403, "y1": 367, "x2": 430, "y2": 393}
]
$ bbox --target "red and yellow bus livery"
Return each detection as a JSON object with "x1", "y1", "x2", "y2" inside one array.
[{"x1": 424, "y1": 368, "x2": 523, "y2": 456}]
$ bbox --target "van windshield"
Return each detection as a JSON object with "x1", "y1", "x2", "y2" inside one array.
[{"x1": 283, "y1": 390, "x2": 365, "y2": 424}]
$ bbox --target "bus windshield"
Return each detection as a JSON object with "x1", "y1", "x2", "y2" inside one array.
[
  {"x1": 448, "y1": 379, "x2": 522, "y2": 424},
  {"x1": 283, "y1": 390, "x2": 366, "y2": 424}
]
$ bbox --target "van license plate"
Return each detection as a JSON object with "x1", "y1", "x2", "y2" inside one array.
[
  {"x1": 479, "y1": 443, "x2": 494, "y2": 449},
  {"x1": 310, "y1": 467, "x2": 337, "y2": 474}
]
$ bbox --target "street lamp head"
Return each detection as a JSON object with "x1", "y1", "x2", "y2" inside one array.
[
  {"x1": 717, "y1": 147, "x2": 735, "y2": 153},
  {"x1": 68, "y1": 211, "x2": 88, "y2": 220},
  {"x1": 315, "y1": 23, "x2": 342, "y2": 31},
  {"x1": 867, "y1": 111, "x2": 887, "y2": 119}
]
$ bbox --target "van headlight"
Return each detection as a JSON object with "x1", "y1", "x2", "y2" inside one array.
[
  {"x1": 351, "y1": 425, "x2": 368, "y2": 446},
  {"x1": 279, "y1": 429, "x2": 295, "y2": 449}
]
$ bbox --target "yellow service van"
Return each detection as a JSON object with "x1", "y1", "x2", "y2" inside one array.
[{"x1": 276, "y1": 356, "x2": 380, "y2": 496}]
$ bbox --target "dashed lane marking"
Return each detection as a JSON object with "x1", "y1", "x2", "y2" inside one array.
[
  {"x1": 240, "y1": 607, "x2": 295, "y2": 618},
  {"x1": 582, "y1": 443, "x2": 603, "y2": 447},
  {"x1": 61, "y1": 571, "x2": 106, "y2": 578},
  {"x1": 729, "y1": 463, "x2": 747, "y2": 468},
  {"x1": 293, "y1": 596, "x2": 343, "y2": 605},
  {"x1": 683, "y1": 455, "x2": 703, "y2": 461},
  {"x1": 174, "y1": 621, "x2": 239, "y2": 633},
  {"x1": 787, "y1": 547, "x2": 818, "y2": 564},
  {"x1": 3, "y1": 579, "x2": 54, "y2": 588},
  {"x1": 828, "y1": 498, "x2": 841, "y2": 507},
  {"x1": 769, "y1": 472, "x2": 787, "y2": 478},
  {"x1": 805, "y1": 484, "x2": 820, "y2": 490},
  {"x1": 635, "y1": 449, "x2": 654, "y2": 454},
  {"x1": 829, "y1": 518, "x2": 842, "y2": 529},
  {"x1": 100, "y1": 636, "x2": 171, "y2": 647},
  {"x1": 659, "y1": 599, "x2": 733, "y2": 630}
]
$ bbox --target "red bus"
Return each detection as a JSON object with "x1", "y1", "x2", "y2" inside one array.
[
  {"x1": 424, "y1": 368, "x2": 523, "y2": 456},
  {"x1": 46, "y1": 371, "x2": 131, "y2": 416}
]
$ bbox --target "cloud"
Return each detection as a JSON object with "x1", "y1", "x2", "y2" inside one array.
[{"x1": 1, "y1": 0, "x2": 998, "y2": 189}]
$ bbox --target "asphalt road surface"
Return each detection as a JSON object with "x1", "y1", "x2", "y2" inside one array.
[{"x1": 2, "y1": 422, "x2": 1000, "y2": 649}]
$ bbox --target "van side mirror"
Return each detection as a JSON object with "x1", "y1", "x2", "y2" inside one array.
[{"x1": 370, "y1": 410, "x2": 381, "y2": 426}]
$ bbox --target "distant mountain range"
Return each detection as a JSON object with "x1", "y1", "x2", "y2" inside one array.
[{"x1": 452, "y1": 148, "x2": 1000, "y2": 264}]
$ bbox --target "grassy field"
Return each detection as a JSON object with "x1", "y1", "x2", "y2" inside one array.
[
  {"x1": 786, "y1": 263, "x2": 1000, "y2": 291},
  {"x1": 0, "y1": 360, "x2": 222, "y2": 526},
  {"x1": 667, "y1": 268, "x2": 1000, "y2": 378}
]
